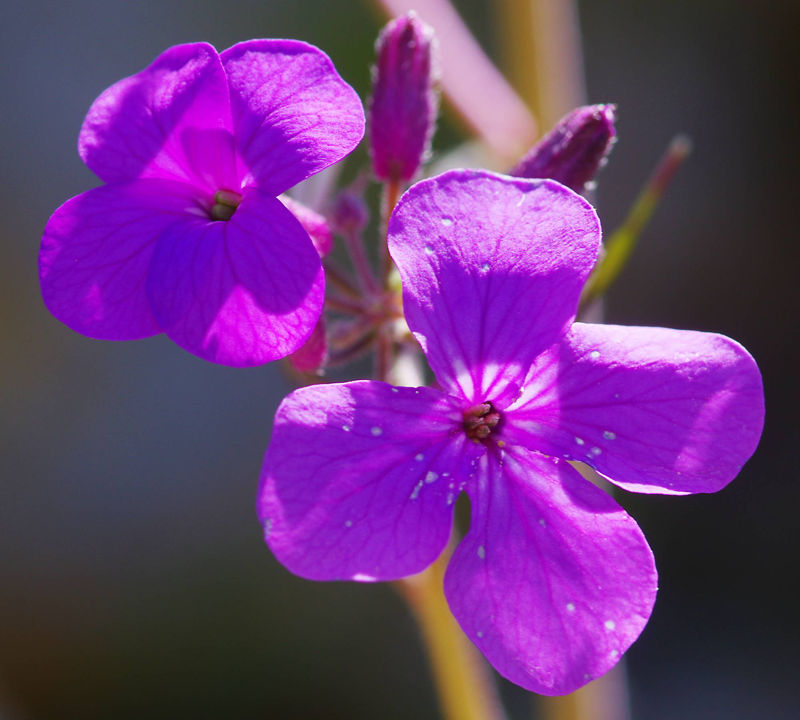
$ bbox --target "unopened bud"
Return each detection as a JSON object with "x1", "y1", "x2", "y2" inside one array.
[
  {"x1": 511, "y1": 104, "x2": 617, "y2": 193},
  {"x1": 369, "y1": 12, "x2": 439, "y2": 183},
  {"x1": 279, "y1": 195, "x2": 333, "y2": 257},
  {"x1": 330, "y1": 189, "x2": 369, "y2": 235},
  {"x1": 288, "y1": 317, "x2": 327, "y2": 374}
]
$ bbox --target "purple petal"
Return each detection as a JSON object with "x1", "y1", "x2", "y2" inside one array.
[
  {"x1": 79, "y1": 43, "x2": 236, "y2": 191},
  {"x1": 259, "y1": 381, "x2": 479, "y2": 581},
  {"x1": 505, "y1": 323, "x2": 765, "y2": 494},
  {"x1": 146, "y1": 190, "x2": 324, "y2": 366},
  {"x1": 445, "y1": 448, "x2": 656, "y2": 695},
  {"x1": 388, "y1": 170, "x2": 600, "y2": 404},
  {"x1": 39, "y1": 179, "x2": 201, "y2": 339},
  {"x1": 221, "y1": 40, "x2": 365, "y2": 195}
]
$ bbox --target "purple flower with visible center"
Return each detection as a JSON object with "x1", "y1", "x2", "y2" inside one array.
[
  {"x1": 40, "y1": 41, "x2": 364, "y2": 366},
  {"x1": 258, "y1": 170, "x2": 764, "y2": 694}
]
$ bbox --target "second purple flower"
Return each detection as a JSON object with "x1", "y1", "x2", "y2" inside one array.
[{"x1": 40, "y1": 41, "x2": 364, "y2": 366}]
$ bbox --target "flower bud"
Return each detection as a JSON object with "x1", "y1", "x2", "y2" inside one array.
[
  {"x1": 369, "y1": 12, "x2": 439, "y2": 183},
  {"x1": 330, "y1": 189, "x2": 369, "y2": 236},
  {"x1": 511, "y1": 104, "x2": 617, "y2": 192},
  {"x1": 288, "y1": 317, "x2": 327, "y2": 374},
  {"x1": 279, "y1": 195, "x2": 333, "y2": 257}
]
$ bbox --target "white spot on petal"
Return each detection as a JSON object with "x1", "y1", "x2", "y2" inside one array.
[
  {"x1": 352, "y1": 573, "x2": 377, "y2": 582},
  {"x1": 566, "y1": 602, "x2": 576, "y2": 613},
  {"x1": 370, "y1": 426, "x2": 383, "y2": 436},
  {"x1": 603, "y1": 430, "x2": 616, "y2": 440},
  {"x1": 342, "y1": 425, "x2": 351, "y2": 432},
  {"x1": 477, "y1": 545, "x2": 486, "y2": 559},
  {"x1": 590, "y1": 446, "x2": 602, "y2": 456},
  {"x1": 538, "y1": 518, "x2": 547, "y2": 527},
  {"x1": 476, "y1": 630, "x2": 484, "y2": 638},
  {"x1": 590, "y1": 350, "x2": 601, "y2": 360},
  {"x1": 415, "y1": 453, "x2": 424, "y2": 461},
  {"x1": 424, "y1": 245, "x2": 435, "y2": 256},
  {"x1": 479, "y1": 262, "x2": 491, "y2": 272},
  {"x1": 441, "y1": 217, "x2": 453, "y2": 226},
  {"x1": 391, "y1": 387, "x2": 399, "y2": 393},
  {"x1": 574, "y1": 437, "x2": 585, "y2": 446},
  {"x1": 344, "y1": 520, "x2": 353, "y2": 528},
  {"x1": 605, "y1": 619, "x2": 616, "y2": 631},
  {"x1": 425, "y1": 471, "x2": 438, "y2": 483}
]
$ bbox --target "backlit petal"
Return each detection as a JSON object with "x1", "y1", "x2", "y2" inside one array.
[
  {"x1": 259, "y1": 381, "x2": 480, "y2": 581},
  {"x1": 505, "y1": 323, "x2": 765, "y2": 494},
  {"x1": 388, "y1": 170, "x2": 600, "y2": 405},
  {"x1": 39, "y1": 179, "x2": 200, "y2": 340},
  {"x1": 79, "y1": 42, "x2": 236, "y2": 191},
  {"x1": 445, "y1": 448, "x2": 656, "y2": 695},
  {"x1": 146, "y1": 190, "x2": 324, "y2": 366},
  {"x1": 221, "y1": 39, "x2": 365, "y2": 195}
]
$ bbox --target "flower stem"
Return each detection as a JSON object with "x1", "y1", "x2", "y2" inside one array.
[
  {"x1": 396, "y1": 545, "x2": 506, "y2": 720},
  {"x1": 496, "y1": 0, "x2": 585, "y2": 136},
  {"x1": 381, "y1": 178, "x2": 403, "y2": 283},
  {"x1": 342, "y1": 228, "x2": 380, "y2": 296},
  {"x1": 579, "y1": 135, "x2": 692, "y2": 309}
]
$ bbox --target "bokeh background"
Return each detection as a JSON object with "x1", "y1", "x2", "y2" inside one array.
[{"x1": 1, "y1": 0, "x2": 797, "y2": 717}]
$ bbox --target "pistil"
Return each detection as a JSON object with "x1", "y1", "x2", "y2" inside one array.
[
  {"x1": 210, "y1": 189, "x2": 242, "y2": 221},
  {"x1": 463, "y1": 402, "x2": 502, "y2": 443}
]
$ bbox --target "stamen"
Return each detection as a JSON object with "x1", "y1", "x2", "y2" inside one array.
[
  {"x1": 210, "y1": 189, "x2": 242, "y2": 221},
  {"x1": 463, "y1": 402, "x2": 502, "y2": 443}
]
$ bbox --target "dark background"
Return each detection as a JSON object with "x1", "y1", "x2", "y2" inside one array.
[{"x1": 1, "y1": 0, "x2": 797, "y2": 717}]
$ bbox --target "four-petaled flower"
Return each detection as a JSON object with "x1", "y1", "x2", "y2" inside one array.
[
  {"x1": 258, "y1": 170, "x2": 764, "y2": 694},
  {"x1": 40, "y1": 40, "x2": 364, "y2": 366}
]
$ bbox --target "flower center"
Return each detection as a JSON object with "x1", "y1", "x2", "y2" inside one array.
[
  {"x1": 210, "y1": 189, "x2": 242, "y2": 221},
  {"x1": 463, "y1": 402, "x2": 502, "y2": 443}
]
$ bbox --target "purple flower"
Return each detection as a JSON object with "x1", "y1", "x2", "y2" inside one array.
[
  {"x1": 40, "y1": 41, "x2": 364, "y2": 366},
  {"x1": 258, "y1": 170, "x2": 764, "y2": 693},
  {"x1": 369, "y1": 12, "x2": 439, "y2": 182},
  {"x1": 512, "y1": 104, "x2": 617, "y2": 192}
]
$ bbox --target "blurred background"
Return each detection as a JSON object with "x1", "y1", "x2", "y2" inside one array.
[{"x1": 1, "y1": 0, "x2": 797, "y2": 717}]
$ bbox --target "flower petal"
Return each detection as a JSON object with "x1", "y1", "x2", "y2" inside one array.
[
  {"x1": 221, "y1": 39, "x2": 365, "y2": 195},
  {"x1": 388, "y1": 170, "x2": 600, "y2": 404},
  {"x1": 146, "y1": 190, "x2": 324, "y2": 366},
  {"x1": 39, "y1": 179, "x2": 201, "y2": 340},
  {"x1": 505, "y1": 323, "x2": 765, "y2": 494},
  {"x1": 445, "y1": 448, "x2": 656, "y2": 695},
  {"x1": 259, "y1": 381, "x2": 479, "y2": 581},
  {"x1": 79, "y1": 42, "x2": 236, "y2": 191}
]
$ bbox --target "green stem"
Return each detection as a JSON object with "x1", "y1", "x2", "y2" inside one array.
[
  {"x1": 580, "y1": 135, "x2": 692, "y2": 309},
  {"x1": 396, "y1": 545, "x2": 506, "y2": 720}
]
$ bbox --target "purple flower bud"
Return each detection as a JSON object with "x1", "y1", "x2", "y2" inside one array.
[
  {"x1": 330, "y1": 189, "x2": 369, "y2": 235},
  {"x1": 369, "y1": 12, "x2": 439, "y2": 183},
  {"x1": 511, "y1": 104, "x2": 617, "y2": 192}
]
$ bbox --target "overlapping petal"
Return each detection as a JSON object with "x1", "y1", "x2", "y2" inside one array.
[
  {"x1": 39, "y1": 179, "x2": 201, "y2": 340},
  {"x1": 259, "y1": 381, "x2": 481, "y2": 581},
  {"x1": 146, "y1": 190, "x2": 324, "y2": 366},
  {"x1": 388, "y1": 170, "x2": 600, "y2": 405},
  {"x1": 505, "y1": 323, "x2": 765, "y2": 494},
  {"x1": 221, "y1": 40, "x2": 365, "y2": 195},
  {"x1": 445, "y1": 448, "x2": 656, "y2": 695},
  {"x1": 79, "y1": 42, "x2": 236, "y2": 191}
]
